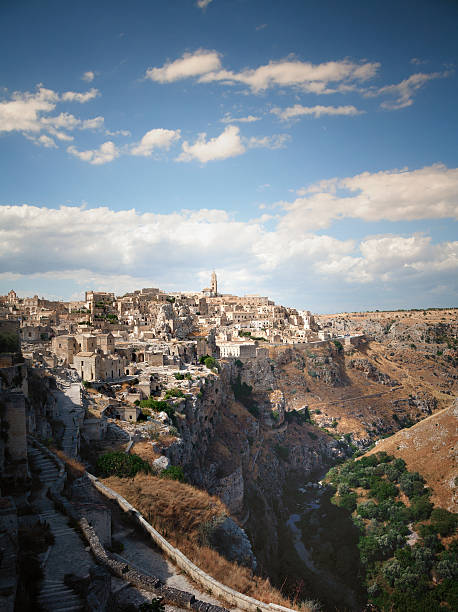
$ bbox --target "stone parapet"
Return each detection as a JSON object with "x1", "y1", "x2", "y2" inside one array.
[{"x1": 85, "y1": 472, "x2": 296, "y2": 612}]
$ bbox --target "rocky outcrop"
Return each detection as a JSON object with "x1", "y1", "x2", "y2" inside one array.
[
  {"x1": 163, "y1": 358, "x2": 350, "y2": 583},
  {"x1": 349, "y1": 358, "x2": 398, "y2": 386}
]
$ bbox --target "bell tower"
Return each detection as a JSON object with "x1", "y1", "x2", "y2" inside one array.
[{"x1": 211, "y1": 271, "x2": 218, "y2": 296}]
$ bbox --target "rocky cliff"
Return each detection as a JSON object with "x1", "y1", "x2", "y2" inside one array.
[{"x1": 165, "y1": 356, "x2": 349, "y2": 591}]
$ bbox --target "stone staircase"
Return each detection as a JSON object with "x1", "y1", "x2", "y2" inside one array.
[{"x1": 28, "y1": 446, "x2": 92, "y2": 612}]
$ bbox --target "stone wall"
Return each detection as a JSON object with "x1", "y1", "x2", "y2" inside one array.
[{"x1": 85, "y1": 473, "x2": 295, "y2": 612}]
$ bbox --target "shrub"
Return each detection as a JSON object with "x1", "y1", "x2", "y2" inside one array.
[
  {"x1": 160, "y1": 465, "x2": 185, "y2": 482},
  {"x1": 369, "y1": 478, "x2": 398, "y2": 502},
  {"x1": 203, "y1": 356, "x2": 218, "y2": 370},
  {"x1": 333, "y1": 340, "x2": 343, "y2": 353},
  {"x1": 338, "y1": 492, "x2": 357, "y2": 513},
  {"x1": 410, "y1": 495, "x2": 433, "y2": 521},
  {"x1": 173, "y1": 372, "x2": 185, "y2": 380},
  {"x1": 164, "y1": 388, "x2": 185, "y2": 400},
  {"x1": 429, "y1": 508, "x2": 458, "y2": 537},
  {"x1": 399, "y1": 472, "x2": 426, "y2": 498},
  {"x1": 96, "y1": 452, "x2": 151, "y2": 478},
  {"x1": 0, "y1": 331, "x2": 20, "y2": 353},
  {"x1": 274, "y1": 444, "x2": 289, "y2": 461}
]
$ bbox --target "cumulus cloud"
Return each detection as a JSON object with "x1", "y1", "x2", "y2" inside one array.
[
  {"x1": 1, "y1": 201, "x2": 456, "y2": 308},
  {"x1": 272, "y1": 104, "x2": 363, "y2": 121},
  {"x1": 278, "y1": 164, "x2": 458, "y2": 231},
  {"x1": 0, "y1": 86, "x2": 59, "y2": 133},
  {"x1": 220, "y1": 113, "x2": 260, "y2": 123},
  {"x1": 367, "y1": 72, "x2": 446, "y2": 110},
  {"x1": 177, "y1": 125, "x2": 245, "y2": 163},
  {"x1": 130, "y1": 128, "x2": 181, "y2": 156},
  {"x1": 145, "y1": 49, "x2": 379, "y2": 93},
  {"x1": 317, "y1": 235, "x2": 458, "y2": 284},
  {"x1": 82, "y1": 71, "x2": 95, "y2": 82},
  {"x1": 67, "y1": 141, "x2": 119, "y2": 165},
  {"x1": 196, "y1": 0, "x2": 213, "y2": 9},
  {"x1": 146, "y1": 50, "x2": 380, "y2": 93},
  {"x1": 145, "y1": 49, "x2": 221, "y2": 83},
  {"x1": 0, "y1": 85, "x2": 104, "y2": 148},
  {"x1": 247, "y1": 133, "x2": 291, "y2": 149},
  {"x1": 61, "y1": 88, "x2": 99, "y2": 103}
]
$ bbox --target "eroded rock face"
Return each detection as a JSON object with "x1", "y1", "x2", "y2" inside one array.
[
  {"x1": 163, "y1": 358, "x2": 348, "y2": 581},
  {"x1": 269, "y1": 389, "x2": 286, "y2": 425},
  {"x1": 201, "y1": 515, "x2": 257, "y2": 570},
  {"x1": 211, "y1": 466, "x2": 244, "y2": 515},
  {"x1": 349, "y1": 358, "x2": 398, "y2": 386}
]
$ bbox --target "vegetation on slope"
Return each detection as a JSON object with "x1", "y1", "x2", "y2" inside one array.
[
  {"x1": 325, "y1": 452, "x2": 458, "y2": 610},
  {"x1": 102, "y1": 473, "x2": 315, "y2": 610}
]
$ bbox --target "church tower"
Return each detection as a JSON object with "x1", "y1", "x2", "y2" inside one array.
[{"x1": 211, "y1": 271, "x2": 218, "y2": 296}]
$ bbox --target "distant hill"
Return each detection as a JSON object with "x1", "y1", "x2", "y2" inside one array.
[{"x1": 367, "y1": 399, "x2": 457, "y2": 511}]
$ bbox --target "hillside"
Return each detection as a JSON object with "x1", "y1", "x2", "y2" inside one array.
[
  {"x1": 367, "y1": 401, "x2": 458, "y2": 512},
  {"x1": 267, "y1": 309, "x2": 457, "y2": 446}
]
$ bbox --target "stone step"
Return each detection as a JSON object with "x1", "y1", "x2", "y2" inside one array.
[
  {"x1": 39, "y1": 584, "x2": 75, "y2": 595},
  {"x1": 38, "y1": 590, "x2": 81, "y2": 600},
  {"x1": 38, "y1": 593, "x2": 81, "y2": 604}
]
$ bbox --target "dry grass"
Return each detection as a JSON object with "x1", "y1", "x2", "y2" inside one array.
[
  {"x1": 51, "y1": 448, "x2": 86, "y2": 480},
  {"x1": 130, "y1": 441, "x2": 161, "y2": 464},
  {"x1": 103, "y1": 473, "x2": 313, "y2": 610},
  {"x1": 367, "y1": 403, "x2": 458, "y2": 512}
]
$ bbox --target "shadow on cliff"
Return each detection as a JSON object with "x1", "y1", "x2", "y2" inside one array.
[{"x1": 278, "y1": 481, "x2": 367, "y2": 612}]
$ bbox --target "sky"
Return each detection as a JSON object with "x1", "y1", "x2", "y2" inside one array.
[{"x1": 0, "y1": 0, "x2": 457, "y2": 313}]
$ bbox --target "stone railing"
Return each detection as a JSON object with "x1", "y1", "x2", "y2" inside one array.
[
  {"x1": 28, "y1": 439, "x2": 297, "y2": 612},
  {"x1": 86, "y1": 472, "x2": 296, "y2": 612}
]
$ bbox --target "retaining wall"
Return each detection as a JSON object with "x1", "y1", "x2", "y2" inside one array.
[{"x1": 86, "y1": 473, "x2": 296, "y2": 612}]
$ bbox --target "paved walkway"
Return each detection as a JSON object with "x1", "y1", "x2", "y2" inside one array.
[{"x1": 111, "y1": 521, "x2": 227, "y2": 609}]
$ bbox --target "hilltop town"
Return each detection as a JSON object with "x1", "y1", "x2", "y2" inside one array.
[
  {"x1": 0, "y1": 276, "x2": 456, "y2": 611},
  {"x1": 1, "y1": 273, "x2": 354, "y2": 430}
]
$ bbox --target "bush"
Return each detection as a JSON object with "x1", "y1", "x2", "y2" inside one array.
[
  {"x1": 429, "y1": 508, "x2": 458, "y2": 537},
  {"x1": 203, "y1": 356, "x2": 218, "y2": 370},
  {"x1": 0, "y1": 331, "x2": 20, "y2": 353},
  {"x1": 274, "y1": 444, "x2": 289, "y2": 462},
  {"x1": 164, "y1": 388, "x2": 185, "y2": 400},
  {"x1": 96, "y1": 452, "x2": 151, "y2": 478},
  {"x1": 410, "y1": 495, "x2": 434, "y2": 521},
  {"x1": 333, "y1": 340, "x2": 343, "y2": 353},
  {"x1": 369, "y1": 478, "x2": 398, "y2": 502},
  {"x1": 399, "y1": 472, "x2": 426, "y2": 498},
  {"x1": 338, "y1": 492, "x2": 357, "y2": 513},
  {"x1": 160, "y1": 465, "x2": 185, "y2": 482}
]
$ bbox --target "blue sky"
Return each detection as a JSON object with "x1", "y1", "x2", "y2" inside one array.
[{"x1": 1, "y1": 0, "x2": 457, "y2": 312}]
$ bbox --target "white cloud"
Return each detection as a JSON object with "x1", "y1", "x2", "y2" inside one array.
[
  {"x1": 220, "y1": 113, "x2": 260, "y2": 123},
  {"x1": 82, "y1": 71, "x2": 95, "y2": 82},
  {"x1": 0, "y1": 200, "x2": 456, "y2": 308},
  {"x1": 67, "y1": 141, "x2": 119, "y2": 165},
  {"x1": 177, "y1": 125, "x2": 245, "y2": 163},
  {"x1": 196, "y1": 59, "x2": 379, "y2": 93},
  {"x1": 145, "y1": 49, "x2": 221, "y2": 83},
  {"x1": 196, "y1": 0, "x2": 213, "y2": 8},
  {"x1": 0, "y1": 85, "x2": 104, "y2": 148},
  {"x1": 61, "y1": 88, "x2": 99, "y2": 103},
  {"x1": 247, "y1": 133, "x2": 291, "y2": 149},
  {"x1": 279, "y1": 164, "x2": 458, "y2": 231},
  {"x1": 146, "y1": 50, "x2": 379, "y2": 93},
  {"x1": 0, "y1": 86, "x2": 59, "y2": 133},
  {"x1": 81, "y1": 116, "x2": 104, "y2": 130},
  {"x1": 317, "y1": 235, "x2": 458, "y2": 284},
  {"x1": 106, "y1": 129, "x2": 131, "y2": 137},
  {"x1": 367, "y1": 72, "x2": 446, "y2": 110},
  {"x1": 130, "y1": 128, "x2": 181, "y2": 156},
  {"x1": 272, "y1": 104, "x2": 363, "y2": 121}
]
